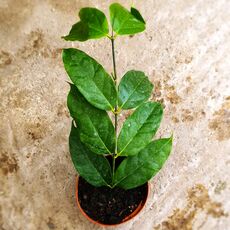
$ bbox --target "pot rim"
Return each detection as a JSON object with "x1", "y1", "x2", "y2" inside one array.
[{"x1": 75, "y1": 176, "x2": 149, "y2": 227}]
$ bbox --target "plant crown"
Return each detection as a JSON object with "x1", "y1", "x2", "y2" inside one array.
[{"x1": 62, "y1": 3, "x2": 172, "y2": 190}]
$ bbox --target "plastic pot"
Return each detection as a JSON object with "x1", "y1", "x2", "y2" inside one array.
[{"x1": 75, "y1": 176, "x2": 149, "y2": 227}]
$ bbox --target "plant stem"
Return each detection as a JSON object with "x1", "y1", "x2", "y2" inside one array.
[
  {"x1": 111, "y1": 37, "x2": 117, "y2": 85},
  {"x1": 111, "y1": 32, "x2": 118, "y2": 185}
]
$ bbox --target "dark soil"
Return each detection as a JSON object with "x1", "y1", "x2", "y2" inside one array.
[{"x1": 78, "y1": 177, "x2": 148, "y2": 225}]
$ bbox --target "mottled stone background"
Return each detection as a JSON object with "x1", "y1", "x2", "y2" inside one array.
[{"x1": 0, "y1": 0, "x2": 230, "y2": 229}]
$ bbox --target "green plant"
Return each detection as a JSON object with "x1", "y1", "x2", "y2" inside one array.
[{"x1": 62, "y1": 3, "x2": 172, "y2": 190}]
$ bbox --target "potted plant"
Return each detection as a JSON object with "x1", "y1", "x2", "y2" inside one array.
[{"x1": 62, "y1": 3, "x2": 173, "y2": 226}]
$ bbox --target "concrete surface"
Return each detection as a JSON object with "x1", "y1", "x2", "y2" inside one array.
[{"x1": 0, "y1": 0, "x2": 230, "y2": 229}]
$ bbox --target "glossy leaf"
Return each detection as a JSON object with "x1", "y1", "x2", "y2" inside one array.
[
  {"x1": 109, "y1": 3, "x2": 145, "y2": 35},
  {"x1": 67, "y1": 84, "x2": 115, "y2": 154},
  {"x1": 63, "y1": 48, "x2": 117, "y2": 111},
  {"x1": 114, "y1": 137, "x2": 172, "y2": 189},
  {"x1": 118, "y1": 70, "x2": 153, "y2": 109},
  {"x1": 62, "y1": 7, "x2": 109, "y2": 41},
  {"x1": 69, "y1": 123, "x2": 112, "y2": 187},
  {"x1": 131, "y1": 7, "x2": 145, "y2": 24},
  {"x1": 118, "y1": 102, "x2": 163, "y2": 156}
]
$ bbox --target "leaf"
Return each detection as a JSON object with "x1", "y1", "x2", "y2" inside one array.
[
  {"x1": 118, "y1": 70, "x2": 153, "y2": 109},
  {"x1": 69, "y1": 122, "x2": 112, "y2": 187},
  {"x1": 114, "y1": 137, "x2": 172, "y2": 189},
  {"x1": 62, "y1": 7, "x2": 109, "y2": 41},
  {"x1": 118, "y1": 102, "x2": 163, "y2": 156},
  {"x1": 131, "y1": 7, "x2": 145, "y2": 24},
  {"x1": 109, "y1": 3, "x2": 145, "y2": 35},
  {"x1": 63, "y1": 48, "x2": 117, "y2": 111},
  {"x1": 67, "y1": 84, "x2": 115, "y2": 155}
]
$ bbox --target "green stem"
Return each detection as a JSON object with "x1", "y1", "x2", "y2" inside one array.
[
  {"x1": 111, "y1": 37, "x2": 117, "y2": 85},
  {"x1": 111, "y1": 33, "x2": 118, "y2": 185}
]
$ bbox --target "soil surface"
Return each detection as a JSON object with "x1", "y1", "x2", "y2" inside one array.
[{"x1": 78, "y1": 177, "x2": 148, "y2": 225}]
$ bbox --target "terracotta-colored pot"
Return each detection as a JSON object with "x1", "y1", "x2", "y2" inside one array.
[{"x1": 75, "y1": 176, "x2": 149, "y2": 227}]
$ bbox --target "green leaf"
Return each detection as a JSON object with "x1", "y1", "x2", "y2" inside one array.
[
  {"x1": 68, "y1": 84, "x2": 115, "y2": 155},
  {"x1": 109, "y1": 3, "x2": 145, "y2": 35},
  {"x1": 69, "y1": 122, "x2": 112, "y2": 187},
  {"x1": 62, "y1": 7, "x2": 109, "y2": 41},
  {"x1": 63, "y1": 48, "x2": 117, "y2": 111},
  {"x1": 118, "y1": 102, "x2": 163, "y2": 156},
  {"x1": 118, "y1": 70, "x2": 153, "y2": 109},
  {"x1": 131, "y1": 7, "x2": 145, "y2": 24},
  {"x1": 114, "y1": 137, "x2": 172, "y2": 189}
]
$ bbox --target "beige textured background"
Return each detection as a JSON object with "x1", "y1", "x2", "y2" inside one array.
[{"x1": 0, "y1": 0, "x2": 230, "y2": 229}]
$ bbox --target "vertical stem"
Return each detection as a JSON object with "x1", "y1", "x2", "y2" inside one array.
[
  {"x1": 111, "y1": 39, "x2": 117, "y2": 85},
  {"x1": 111, "y1": 33, "x2": 118, "y2": 185}
]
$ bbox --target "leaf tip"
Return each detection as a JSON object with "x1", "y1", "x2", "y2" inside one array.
[
  {"x1": 65, "y1": 80, "x2": 72, "y2": 86},
  {"x1": 61, "y1": 35, "x2": 70, "y2": 41}
]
